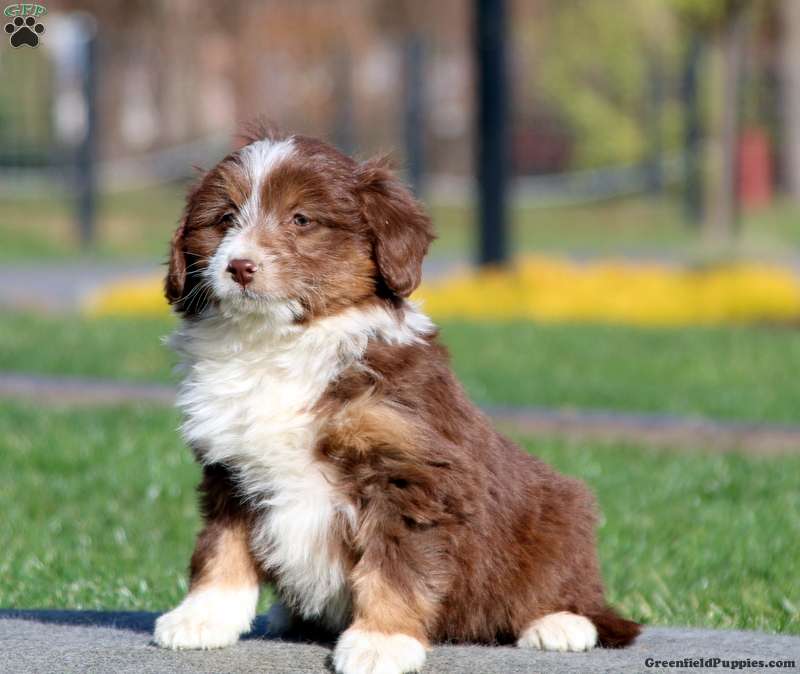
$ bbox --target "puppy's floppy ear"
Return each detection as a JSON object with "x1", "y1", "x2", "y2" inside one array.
[
  {"x1": 165, "y1": 173, "x2": 207, "y2": 313},
  {"x1": 164, "y1": 216, "x2": 187, "y2": 307},
  {"x1": 357, "y1": 157, "x2": 435, "y2": 298}
]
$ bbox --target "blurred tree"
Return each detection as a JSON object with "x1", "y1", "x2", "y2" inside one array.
[
  {"x1": 525, "y1": 0, "x2": 680, "y2": 170},
  {"x1": 670, "y1": 0, "x2": 751, "y2": 241}
]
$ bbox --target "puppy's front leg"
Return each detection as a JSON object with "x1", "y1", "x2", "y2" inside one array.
[
  {"x1": 155, "y1": 465, "x2": 260, "y2": 650},
  {"x1": 333, "y1": 558, "x2": 432, "y2": 674}
]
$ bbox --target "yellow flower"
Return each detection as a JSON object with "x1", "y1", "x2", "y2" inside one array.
[
  {"x1": 84, "y1": 276, "x2": 169, "y2": 317},
  {"x1": 414, "y1": 257, "x2": 800, "y2": 326}
]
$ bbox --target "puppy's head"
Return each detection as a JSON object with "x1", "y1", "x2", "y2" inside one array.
[{"x1": 165, "y1": 129, "x2": 434, "y2": 321}]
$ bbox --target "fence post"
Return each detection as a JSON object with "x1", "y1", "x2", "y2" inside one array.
[
  {"x1": 403, "y1": 32, "x2": 426, "y2": 198},
  {"x1": 645, "y1": 53, "x2": 665, "y2": 194},
  {"x1": 474, "y1": 0, "x2": 509, "y2": 267},
  {"x1": 681, "y1": 33, "x2": 704, "y2": 227},
  {"x1": 76, "y1": 19, "x2": 98, "y2": 249}
]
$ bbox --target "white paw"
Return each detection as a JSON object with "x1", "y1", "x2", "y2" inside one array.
[
  {"x1": 333, "y1": 628, "x2": 427, "y2": 674},
  {"x1": 517, "y1": 611, "x2": 597, "y2": 652},
  {"x1": 154, "y1": 586, "x2": 258, "y2": 650}
]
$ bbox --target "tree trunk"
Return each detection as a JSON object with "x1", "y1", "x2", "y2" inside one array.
[
  {"x1": 706, "y1": 3, "x2": 747, "y2": 242},
  {"x1": 780, "y1": 0, "x2": 800, "y2": 201}
]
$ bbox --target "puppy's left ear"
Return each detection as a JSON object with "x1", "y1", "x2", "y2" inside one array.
[
  {"x1": 357, "y1": 158, "x2": 435, "y2": 298},
  {"x1": 164, "y1": 216, "x2": 187, "y2": 308}
]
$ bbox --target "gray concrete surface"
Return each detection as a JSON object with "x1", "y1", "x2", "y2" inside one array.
[
  {"x1": 0, "y1": 261, "x2": 162, "y2": 312},
  {"x1": 0, "y1": 610, "x2": 797, "y2": 674}
]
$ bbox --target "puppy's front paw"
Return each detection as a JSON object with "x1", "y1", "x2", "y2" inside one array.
[
  {"x1": 154, "y1": 587, "x2": 258, "y2": 650},
  {"x1": 517, "y1": 611, "x2": 597, "y2": 652},
  {"x1": 333, "y1": 627, "x2": 426, "y2": 674}
]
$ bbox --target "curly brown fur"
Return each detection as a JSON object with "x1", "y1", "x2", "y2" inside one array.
[{"x1": 154, "y1": 126, "x2": 639, "y2": 670}]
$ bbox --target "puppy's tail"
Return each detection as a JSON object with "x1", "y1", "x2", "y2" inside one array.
[{"x1": 588, "y1": 605, "x2": 641, "y2": 648}]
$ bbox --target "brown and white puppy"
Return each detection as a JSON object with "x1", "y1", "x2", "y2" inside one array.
[{"x1": 154, "y1": 126, "x2": 640, "y2": 674}]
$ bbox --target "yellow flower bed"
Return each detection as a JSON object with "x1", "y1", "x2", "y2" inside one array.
[
  {"x1": 417, "y1": 257, "x2": 800, "y2": 326},
  {"x1": 85, "y1": 257, "x2": 800, "y2": 326},
  {"x1": 85, "y1": 276, "x2": 169, "y2": 318}
]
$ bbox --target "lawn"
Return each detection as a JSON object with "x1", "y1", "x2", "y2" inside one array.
[
  {"x1": 0, "y1": 186, "x2": 186, "y2": 261},
  {"x1": 0, "y1": 401, "x2": 797, "y2": 635},
  {"x1": 2, "y1": 311, "x2": 800, "y2": 423},
  {"x1": 4, "y1": 184, "x2": 800, "y2": 262}
]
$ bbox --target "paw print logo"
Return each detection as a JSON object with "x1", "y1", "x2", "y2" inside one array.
[{"x1": 5, "y1": 15, "x2": 45, "y2": 48}]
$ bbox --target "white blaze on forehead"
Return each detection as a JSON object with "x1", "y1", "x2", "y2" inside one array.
[
  {"x1": 205, "y1": 137, "x2": 296, "y2": 299},
  {"x1": 239, "y1": 137, "x2": 295, "y2": 228}
]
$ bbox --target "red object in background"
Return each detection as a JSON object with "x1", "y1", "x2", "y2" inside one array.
[{"x1": 738, "y1": 127, "x2": 773, "y2": 210}]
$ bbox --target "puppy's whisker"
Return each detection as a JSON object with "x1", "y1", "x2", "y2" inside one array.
[
  {"x1": 178, "y1": 278, "x2": 207, "y2": 301},
  {"x1": 184, "y1": 259, "x2": 210, "y2": 272},
  {"x1": 178, "y1": 279, "x2": 212, "y2": 307},
  {"x1": 198, "y1": 283, "x2": 215, "y2": 310}
]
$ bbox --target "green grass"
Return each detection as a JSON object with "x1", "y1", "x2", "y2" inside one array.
[
  {"x1": 4, "y1": 184, "x2": 800, "y2": 262},
  {"x1": 439, "y1": 196, "x2": 800, "y2": 259},
  {"x1": 0, "y1": 185, "x2": 186, "y2": 261},
  {"x1": 432, "y1": 197, "x2": 693, "y2": 256},
  {"x1": 2, "y1": 311, "x2": 800, "y2": 424},
  {"x1": 445, "y1": 321, "x2": 800, "y2": 424},
  {"x1": 0, "y1": 404, "x2": 195, "y2": 611},
  {"x1": 533, "y1": 435, "x2": 800, "y2": 635},
  {"x1": 0, "y1": 401, "x2": 796, "y2": 633},
  {"x1": 0, "y1": 313, "x2": 175, "y2": 383}
]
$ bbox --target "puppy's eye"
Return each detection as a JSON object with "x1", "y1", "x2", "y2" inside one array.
[
  {"x1": 220, "y1": 212, "x2": 235, "y2": 227},
  {"x1": 293, "y1": 213, "x2": 311, "y2": 227}
]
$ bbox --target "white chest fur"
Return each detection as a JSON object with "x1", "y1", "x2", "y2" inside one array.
[{"x1": 171, "y1": 302, "x2": 433, "y2": 627}]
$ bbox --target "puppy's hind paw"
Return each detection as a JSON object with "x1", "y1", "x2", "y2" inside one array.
[
  {"x1": 333, "y1": 627, "x2": 427, "y2": 674},
  {"x1": 517, "y1": 611, "x2": 597, "y2": 652}
]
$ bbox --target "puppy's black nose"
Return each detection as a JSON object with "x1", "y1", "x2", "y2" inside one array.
[{"x1": 226, "y1": 258, "x2": 257, "y2": 287}]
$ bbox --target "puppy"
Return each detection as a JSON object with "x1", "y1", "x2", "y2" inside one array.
[{"x1": 154, "y1": 127, "x2": 640, "y2": 673}]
